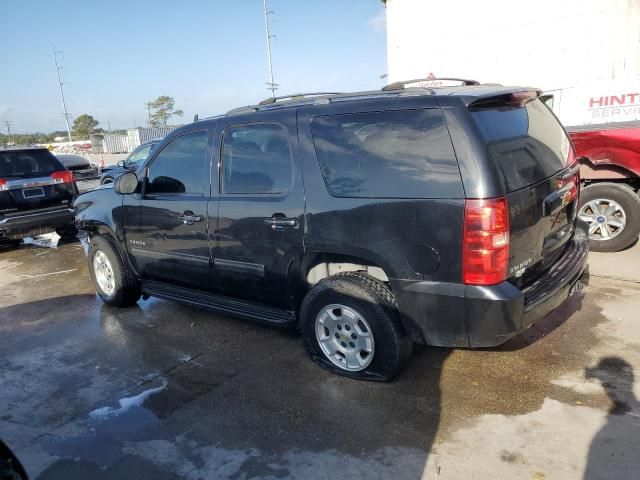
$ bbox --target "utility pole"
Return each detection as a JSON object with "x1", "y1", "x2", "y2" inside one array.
[
  {"x1": 3, "y1": 120, "x2": 13, "y2": 145},
  {"x1": 263, "y1": 0, "x2": 278, "y2": 97},
  {"x1": 53, "y1": 48, "x2": 73, "y2": 144},
  {"x1": 145, "y1": 102, "x2": 152, "y2": 127}
]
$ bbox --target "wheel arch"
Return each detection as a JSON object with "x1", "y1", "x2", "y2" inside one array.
[{"x1": 287, "y1": 251, "x2": 395, "y2": 313}]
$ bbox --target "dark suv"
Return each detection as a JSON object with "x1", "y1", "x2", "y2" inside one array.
[
  {"x1": 1, "y1": 146, "x2": 77, "y2": 244},
  {"x1": 74, "y1": 82, "x2": 589, "y2": 380}
]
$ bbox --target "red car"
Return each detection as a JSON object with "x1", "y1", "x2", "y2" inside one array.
[{"x1": 569, "y1": 122, "x2": 640, "y2": 251}]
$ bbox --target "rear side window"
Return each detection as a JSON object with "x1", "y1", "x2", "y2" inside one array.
[
  {"x1": 221, "y1": 123, "x2": 293, "y2": 194},
  {"x1": 310, "y1": 109, "x2": 462, "y2": 198},
  {"x1": 470, "y1": 98, "x2": 570, "y2": 192},
  {"x1": 146, "y1": 131, "x2": 208, "y2": 195},
  {"x1": 0, "y1": 150, "x2": 63, "y2": 179}
]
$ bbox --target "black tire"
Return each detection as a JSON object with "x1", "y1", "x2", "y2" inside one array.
[
  {"x1": 55, "y1": 225, "x2": 78, "y2": 239},
  {"x1": 0, "y1": 239, "x2": 21, "y2": 251},
  {"x1": 300, "y1": 272, "x2": 413, "y2": 381},
  {"x1": 88, "y1": 234, "x2": 141, "y2": 307},
  {"x1": 578, "y1": 182, "x2": 640, "y2": 252}
]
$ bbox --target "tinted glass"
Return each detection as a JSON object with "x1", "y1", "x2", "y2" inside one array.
[
  {"x1": 222, "y1": 123, "x2": 293, "y2": 194},
  {"x1": 0, "y1": 150, "x2": 63, "y2": 178},
  {"x1": 146, "y1": 131, "x2": 208, "y2": 195},
  {"x1": 471, "y1": 98, "x2": 570, "y2": 192},
  {"x1": 310, "y1": 109, "x2": 461, "y2": 198}
]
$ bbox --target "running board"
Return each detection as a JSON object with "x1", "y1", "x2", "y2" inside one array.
[{"x1": 142, "y1": 281, "x2": 297, "y2": 327}]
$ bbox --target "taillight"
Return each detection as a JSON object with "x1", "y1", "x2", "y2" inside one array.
[
  {"x1": 51, "y1": 170, "x2": 74, "y2": 184},
  {"x1": 0, "y1": 178, "x2": 6, "y2": 191},
  {"x1": 463, "y1": 197, "x2": 510, "y2": 286}
]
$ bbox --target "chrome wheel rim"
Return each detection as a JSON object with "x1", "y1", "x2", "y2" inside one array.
[
  {"x1": 578, "y1": 198, "x2": 627, "y2": 241},
  {"x1": 315, "y1": 304, "x2": 375, "y2": 372},
  {"x1": 93, "y1": 250, "x2": 116, "y2": 296}
]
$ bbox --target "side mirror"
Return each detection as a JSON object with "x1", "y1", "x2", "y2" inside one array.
[
  {"x1": 117, "y1": 160, "x2": 126, "y2": 168},
  {"x1": 114, "y1": 172, "x2": 139, "y2": 195}
]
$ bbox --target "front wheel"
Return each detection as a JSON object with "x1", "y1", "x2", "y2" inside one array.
[
  {"x1": 88, "y1": 235, "x2": 141, "y2": 306},
  {"x1": 300, "y1": 272, "x2": 412, "y2": 381},
  {"x1": 578, "y1": 183, "x2": 640, "y2": 252}
]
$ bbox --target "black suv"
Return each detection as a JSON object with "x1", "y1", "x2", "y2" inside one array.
[
  {"x1": 1, "y1": 146, "x2": 77, "y2": 244},
  {"x1": 74, "y1": 82, "x2": 589, "y2": 380}
]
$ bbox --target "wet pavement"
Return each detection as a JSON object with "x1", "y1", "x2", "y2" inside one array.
[{"x1": 1, "y1": 240, "x2": 639, "y2": 479}]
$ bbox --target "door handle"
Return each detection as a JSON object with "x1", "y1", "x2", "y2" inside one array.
[
  {"x1": 264, "y1": 215, "x2": 298, "y2": 230},
  {"x1": 178, "y1": 211, "x2": 203, "y2": 225}
]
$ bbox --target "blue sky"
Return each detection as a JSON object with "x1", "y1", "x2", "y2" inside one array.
[{"x1": 1, "y1": 0, "x2": 387, "y2": 133}]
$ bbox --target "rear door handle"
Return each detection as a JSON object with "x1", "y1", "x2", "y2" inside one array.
[
  {"x1": 178, "y1": 211, "x2": 203, "y2": 225},
  {"x1": 264, "y1": 215, "x2": 298, "y2": 230}
]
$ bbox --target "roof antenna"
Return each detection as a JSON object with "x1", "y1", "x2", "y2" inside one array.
[{"x1": 193, "y1": 113, "x2": 199, "y2": 122}]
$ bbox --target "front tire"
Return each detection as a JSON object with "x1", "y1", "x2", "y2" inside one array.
[
  {"x1": 578, "y1": 183, "x2": 640, "y2": 252},
  {"x1": 88, "y1": 235, "x2": 141, "y2": 307},
  {"x1": 300, "y1": 272, "x2": 412, "y2": 381}
]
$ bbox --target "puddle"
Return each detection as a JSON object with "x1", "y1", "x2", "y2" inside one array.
[{"x1": 41, "y1": 379, "x2": 167, "y2": 467}]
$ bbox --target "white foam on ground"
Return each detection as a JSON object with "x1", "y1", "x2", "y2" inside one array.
[{"x1": 89, "y1": 380, "x2": 167, "y2": 420}]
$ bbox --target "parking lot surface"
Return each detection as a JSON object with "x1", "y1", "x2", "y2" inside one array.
[{"x1": 1, "y1": 241, "x2": 639, "y2": 479}]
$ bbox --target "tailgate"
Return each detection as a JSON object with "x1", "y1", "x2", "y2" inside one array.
[
  {"x1": 469, "y1": 95, "x2": 579, "y2": 285},
  {"x1": 0, "y1": 150, "x2": 76, "y2": 215}
]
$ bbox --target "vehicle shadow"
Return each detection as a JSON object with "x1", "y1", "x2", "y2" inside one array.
[
  {"x1": 494, "y1": 268, "x2": 591, "y2": 352},
  {"x1": 584, "y1": 357, "x2": 640, "y2": 479}
]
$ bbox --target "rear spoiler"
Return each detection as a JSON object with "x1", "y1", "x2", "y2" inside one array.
[{"x1": 468, "y1": 89, "x2": 542, "y2": 109}]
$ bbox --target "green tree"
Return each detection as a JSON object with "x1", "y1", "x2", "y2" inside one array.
[
  {"x1": 149, "y1": 96, "x2": 183, "y2": 127},
  {"x1": 72, "y1": 114, "x2": 99, "y2": 139}
]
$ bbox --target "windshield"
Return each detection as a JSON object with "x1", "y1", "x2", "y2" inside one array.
[
  {"x1": 0, "y1": 150, "x2": 63, "y2": 179},
  {"x1": 125, "y1": 143, "x2": 154, "y2": 167}
]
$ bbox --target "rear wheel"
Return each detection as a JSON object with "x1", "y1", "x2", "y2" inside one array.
[
  {"x1": 578, "y1": 183, "x2": 640, "y2": 252},
  {"x1": 88, "y1": 235, "x2": 141, "y2": 306},
  {"x1": 55, "y1": 225, "x2": 78, "y2": 239},
  {"x1": 300, "y1": 272, "x2": 412, "y2": 381}
]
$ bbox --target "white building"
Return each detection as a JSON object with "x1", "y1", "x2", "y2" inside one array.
[{"x1": 385, "y1": 0, "x2": 640, "y2": 91}]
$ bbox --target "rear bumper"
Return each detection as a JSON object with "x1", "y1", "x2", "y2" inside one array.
[
  {"x1": 0, "y1": 208, "x2": 75, "y2": 240},
  {"x1": 393, "y1": 223, "x2": 589, "y2": 348}
]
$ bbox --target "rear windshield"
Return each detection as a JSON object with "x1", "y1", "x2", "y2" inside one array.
[
  {"x1": 0, "y1": 150, "x2": 64, "y2": 179},
  {"x1": 470, "y1": 98, "x2": 570, "y2": 192},
  {"x1": 310, "y1": 109, "x2": 462, "y2": 198}
]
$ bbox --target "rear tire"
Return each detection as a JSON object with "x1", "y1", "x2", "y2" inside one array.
[
  {"x1": 578, "y1": 183, "x2": 640, "y2": 252},
  {"x1": 55, "y1": 225, "x2": 78, "y2": 239},
  {"x1": 300, "y1": 272, "x2": 412, "y2": 381},
  {"x1": 88, "y1": 234, "x2": 141, "y2": 307}
]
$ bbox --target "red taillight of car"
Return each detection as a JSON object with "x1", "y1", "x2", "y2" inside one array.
[
  {"x1": 463, "y1": 197, "x2": 510, "y2": 286},
  {"x1": 0, "y1": 178, "x2": 6, "y2": 190},
  {"x1": 51, "y1": 170, "x2": 74, "y2": 184}
]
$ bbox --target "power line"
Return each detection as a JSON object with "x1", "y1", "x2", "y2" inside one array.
[
  {"x1": 53, "y1": 47, "x2": 73, "y2": 144},
  {"x1": 263, "y1": 0, "x2": 278, "y2": 97}
]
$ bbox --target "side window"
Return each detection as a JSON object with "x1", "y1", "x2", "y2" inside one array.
[
  {"x1": 221, "y1": 123, "x2": 293, "y2": 194},
  {"x1": 310, "y1": 109, "x2": 462, "y2": 198},
  {"x1": 146, "y1": 131, "x2": 208, "y2": 195}
]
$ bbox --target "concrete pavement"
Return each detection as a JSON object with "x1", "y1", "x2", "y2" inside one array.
[{"x1": 0, "y1": 240, "x2": 638, "y2": 479}]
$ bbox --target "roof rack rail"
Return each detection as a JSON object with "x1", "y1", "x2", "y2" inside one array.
[
  {"x1": 258, "y1": 92, "x2": 343, "y2": 106},
  {"x1": 226, "y1": 106, "x2": 260, "y2": 116},
  {"x1": 382, "y1": 77, "x2": 480, "y2": 91}
]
